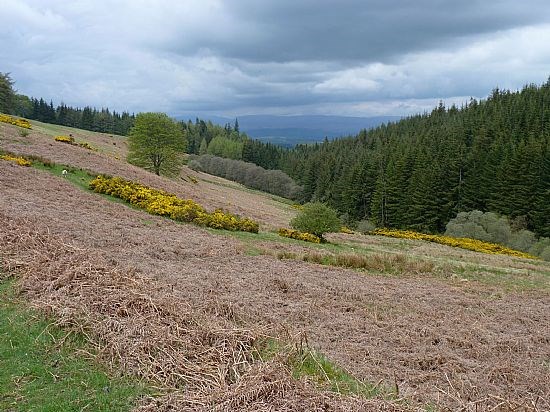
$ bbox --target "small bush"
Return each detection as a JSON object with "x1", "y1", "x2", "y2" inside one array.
[
  {"x1": 55, "y1": 135, "x2": 75, "y2": 144},
  {"x1": 19, "y1": 129, "x2": 29, "y2": 137},
  {"x1": 373, "y1": 228, "x2": 536, "y2": 259},
  {"x1": 445, "y1": 210, "x2": 547, "y2": 257},
  {"x1": 540, "y1": 247, "x2": 550, "y2": 262},
  {"x1": 356, "y1": 220, "x2": 376, "y2": 234},
  {"x1": 189, "y1": 154, "x2": 303, "y2": 200},
  {"x1": 278, "y1": 228, "x2": 321, "y2": 243},
  {"x1": 291, "y1": 202, "x2": 341, "y2": 240},
  {"x1": 0, "y1": 114, "x2": 32, "y2": 129},
  {"x1": 0, "y1": 154, "x2": 32, "y2": 167},
  {"x1": 90, "y1": 175, "x2": 259, "y2": 233}
]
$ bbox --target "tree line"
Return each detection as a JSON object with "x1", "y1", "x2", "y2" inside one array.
[
  {"x1": 244, "y1": 81, "x2": 550, "y2": 238},
  {"x1": 182, "y1": 90, "x2": 549, "y2": 241},
  {"x1": 1, "y1": 72, "x2": 135, "y2": 135}
]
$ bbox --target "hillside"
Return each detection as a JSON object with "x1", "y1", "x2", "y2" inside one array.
[
  {"x1": 264, "y1": 83, "x2": 550, "y2": 238},
  {"x1": 1, "y1": 119, "x2": 550, "y2": 411}
]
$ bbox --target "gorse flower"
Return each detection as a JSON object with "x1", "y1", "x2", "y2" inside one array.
[
  {"x1": 0, "y1": 154, "x2": 32, "y2": 167},
  {"x1": 54, "y1": 135, "x2": 75, "y2": 144},
  {"x1": 0, "y1": 114, "x2": 32, "y2": 129},
  {"x1": 278, "y1": 228, "x2": 321, "y2": 243},
  {"x1": 89, "y1": 175, "x2": 259, "y2": 233},
  {"x1": 54, "y1": 136, "x2": 97, "y2": 151},
  {"x1": 372, "y1": 228, "x2": 537, "y2": 259}
]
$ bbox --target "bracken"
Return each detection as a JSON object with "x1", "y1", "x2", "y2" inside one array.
[
  {"x1": 372, "y1": 228, "x2": 537, "y2": 259},
  {"x1": 89, "y1": 175, "x2": 259, "y2": 233}
]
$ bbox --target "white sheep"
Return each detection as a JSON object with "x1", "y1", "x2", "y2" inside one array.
[{"x1": 62, "y1": 169, "x2": 68, "y2": 177}]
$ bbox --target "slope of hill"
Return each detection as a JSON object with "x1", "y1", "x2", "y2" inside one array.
[
  {"x1": 1, "y1": 119, "x2": 549, "y2": 411},
  {"x1": 275, "y1": 83, "x2": 550, "y2": 237}
]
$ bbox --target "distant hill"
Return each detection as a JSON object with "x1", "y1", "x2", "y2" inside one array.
[{"x1": 176, "y1": 114, "x2": 401, "y2": 147}]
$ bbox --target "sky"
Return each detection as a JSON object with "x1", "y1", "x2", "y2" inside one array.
[{"x1": 2, "y1": 0, "x2": 550, "y2": 119}]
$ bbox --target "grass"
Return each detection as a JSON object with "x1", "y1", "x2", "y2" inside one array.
[
  {"x1": 33, "y1": 161, "x2": 95, "y2": 191},
  {"x1": 197, "y1": 175, "x2": 296, "y2": 211},
  {"x1": 255, "y1": 338, "x2": 390, "y2": 398},
  {"x1": 28, "y1": 119, "x2": 123, "y2": 140},
  {"x1": 0, "y1": 278, "x2": 147, "y2": 411}
]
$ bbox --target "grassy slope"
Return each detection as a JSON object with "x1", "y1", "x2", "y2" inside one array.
[
  {"x1": 26, "y1": 155, "x2": 550, "y2": 292},
  {"x1": 0, "y1": 279, "x2": 146, "y2": 411},
  {"x1": 2, "y1": 119, "x2": 550, "y2": 409}
]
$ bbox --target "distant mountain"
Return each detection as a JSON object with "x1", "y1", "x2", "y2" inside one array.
[{"x1": 176, "y1": 114, "x2": 401, "y2": 147}]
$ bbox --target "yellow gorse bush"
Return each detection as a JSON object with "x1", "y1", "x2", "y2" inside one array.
[
  {"x1": 278, "y1": 228, "x2": 321, "y2": 243},
  {"x1": 89, "y1": 175, "x2": 259, "y2": 233},
  {"x1": 372, "y1": 228, "x2": 537, "y2": 259},
  {"x1": 54, "y1": 136, "x2": 97, "y2": 151},
  {"x1": 340, "y1": 226, "x2": 354, "y2": 234},
  {"x1": 77, "y1": 142, "x2": 96, "y2": 150},
  {"x1": 55, "y1": 135, "x2": 75, "y2": 144},
  {"x1": 0, "y1": 114, "x2": 32, "y2": 129},
  {"x1": 0, "y1": 154, "x2": 32, "y2": 167}
]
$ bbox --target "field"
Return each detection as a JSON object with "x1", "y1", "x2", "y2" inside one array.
[{"x1": 1, "y1": 120, "x2": 549, "y2": 411}]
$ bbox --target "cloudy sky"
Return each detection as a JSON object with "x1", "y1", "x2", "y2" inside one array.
[{"x1": 2, "y1": 0, "x2": 550, "y2": 118}]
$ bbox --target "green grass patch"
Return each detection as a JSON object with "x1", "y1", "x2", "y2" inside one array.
[
  {"x1": 0, "y1": 279, "x2": 147, "y2": 411},
  {"x1": 33, "y1": 161, "x2": 95, "y2": 191},
  {"x1": 255, "y1": 338, "x2": 388, "y2": 398},
  {"x1": 28, "y1": 119, "x2": 124, "y2": 141}
]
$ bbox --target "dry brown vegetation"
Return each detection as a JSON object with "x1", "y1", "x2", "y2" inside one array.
[{"x1": 1, "y1": 121, "x2": 550, "y2": 411}]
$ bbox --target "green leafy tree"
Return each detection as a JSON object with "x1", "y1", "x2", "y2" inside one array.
[
  {"x1": 291, "y1": 202, "x2": 341, "y2": 240},
  {"x1": 0, "y1": 72, "x2": 16, "y2": 114},
  {"x1": 198, "y1": 138, "x2": 208, "y2": 155},
  {"x1": 127, "y1": 112, "x2": 186, "y2": 176}
]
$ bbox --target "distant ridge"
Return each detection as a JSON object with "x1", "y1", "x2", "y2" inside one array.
[{"x1": 175, "y1": 114, "x2": 401, "y2": 147}]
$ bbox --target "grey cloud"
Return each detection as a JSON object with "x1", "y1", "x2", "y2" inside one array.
[
  {"x1": 2, "y1": 0, "x2": 550, "y2": 118},
  {"x1": 168, "y1": 0, "x2": 550, "y2": 63}
]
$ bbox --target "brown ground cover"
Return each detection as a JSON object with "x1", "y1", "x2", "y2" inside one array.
[
  {"x1": 0, "y1": 122, "x2": 294, "y2": 229},
  {"x1": 1, "y1": 123, "x2": 550, "y2": 411}
]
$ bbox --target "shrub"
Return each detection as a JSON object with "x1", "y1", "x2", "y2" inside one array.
[
  {"x1": 54, "y1": 135, "x2": 97, "y2": 151},
  {"x1": 89, "y1": 175, "x2": 259, "y2": 233},
  {"x1": 19, "y1": 129, "x2": 29, "y2": 137},
  {"x1": 340, "y1": 226, "x2": 354, "y2": 234},
  {"x1": 529, "y1": 237, "x2": 550, "y2": 261},
  {"x1": 540, "y1": 247, "x2": 550, "y2": 262},
  {"x1": 0, "y1": 153, "x2": 32, "y2": 167},
  {"x1": 356, "y1": 220, "x2": 376, "y2": 234},
  {"x1": 189, "y1": 154, "x2": 302, "y2": 200},
  {"x1": 0, "y1": 114, "x2": 32, "y2": 129},
  {"x1": 55, "y1": 135, "x2": 75, "y2": 144},
  {"x1": 278, "y1": 228, "x2": 321, "y2": 243},
  {"x1": 372, "y1": 228, "x2": 536, "y2": 259},
  {"x1": 290, "y1": 202, "x2": 341, "y2": 240},
  {"x1": 445, "y1": 210, "x2": 548, "y2": 257}
]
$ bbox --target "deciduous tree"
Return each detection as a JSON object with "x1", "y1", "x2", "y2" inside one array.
[{"x1": 127, "y1": 112, "x2": 186, "y2": 176}]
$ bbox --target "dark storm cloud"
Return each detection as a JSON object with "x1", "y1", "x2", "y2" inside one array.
[{"x1": 168, "y1": 0, "x2": 550, "y2": 63}]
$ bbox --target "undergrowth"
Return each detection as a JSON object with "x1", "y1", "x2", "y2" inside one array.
[
  {"x1": 254, "y1": 338, "x2": 390, "y2": 399},
  {"x1": 0, "y1": 278, "x2": 147, "y2": 411}
]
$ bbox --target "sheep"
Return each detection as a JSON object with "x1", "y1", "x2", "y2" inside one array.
[{"x1": 62, "y1": 169, "x2": 68, "y2": 177}]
